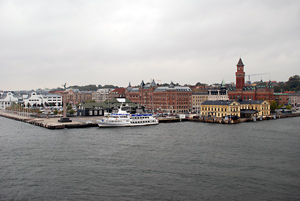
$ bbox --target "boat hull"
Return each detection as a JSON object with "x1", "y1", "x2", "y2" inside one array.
[{"x1": 98, "y1": 122, "x2": 158, "y2": 128}]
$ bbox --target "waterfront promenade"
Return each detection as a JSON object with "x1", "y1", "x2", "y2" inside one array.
[{"x1": 1, "y1": 110, "x2": 299, "y2": 129}]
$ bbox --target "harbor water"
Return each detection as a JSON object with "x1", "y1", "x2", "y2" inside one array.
[{"x1": 0, "y1": 116, "x2": 299, "y2": 200}]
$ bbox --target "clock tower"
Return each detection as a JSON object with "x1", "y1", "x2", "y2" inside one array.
[{"x1": 235, "y1": 58, "x2": 245, "y2": 92}]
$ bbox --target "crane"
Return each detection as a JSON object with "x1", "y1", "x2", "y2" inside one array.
[{"x1": 244, "y1": 73, "x2": 270, "y2": 84}]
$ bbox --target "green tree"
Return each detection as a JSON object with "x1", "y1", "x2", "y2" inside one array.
[
  {"x1": 67, "y1": 104, "x2": 72, "y2": 110},
  {"x1": 53, "y1": 109, "x2": 58, "y2": 115},
  {"x1": 277, "y1": 104, "x2": 284, "y2": 109},
  {"x1": 85, "y1": 99, "x2": 96, "y2": 103},
  {"x1": 286, "y1": 105, "x2": 292, "y2": 110},
  {"x1": 286, "y1": 75, "x2": 300, "y2": 91},
  {"x1": 69, "y1": 109, "x2": 75, "y2": 115},
  {"x1": 270, "y1": 100, "x2": 278, "y2": 112}
]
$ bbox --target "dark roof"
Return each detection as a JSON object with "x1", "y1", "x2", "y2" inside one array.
[
  {"x1": 238, "y1": 100, "x2": 267, "y2": 104},
  {"x1": 81, "y1": 102, "x2": 107, "y2": 109},
  {"x1": 150, "y1": 79, "x2": 157, "y2": 87},
  {"x1": 140, "y1": 80, "x2": 145, "y2": 88},
  {"x1": 227, "y1": 87, "x2": 236, "y2": 91},
  {"x1": 243, "y1": 86, "x2": 256, "y2": 91},
  {"x1": 237, "y1": 58, "x2": 244, "y2": 66},
  {"x1": 202, "y1": 100, "x2": 236, "y2": 105},
  {"x1": 154, "y1": 86, "x2": 191, "y2": 92}
]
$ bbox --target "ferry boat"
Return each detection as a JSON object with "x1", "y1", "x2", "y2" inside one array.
[{"x1": 97, "y1": 108, "x2": 159, "y2": 127}]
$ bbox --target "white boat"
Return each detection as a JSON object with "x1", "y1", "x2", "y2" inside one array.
[{"x1": 97, "y1": 108, "x2": 159, "y2": 127}]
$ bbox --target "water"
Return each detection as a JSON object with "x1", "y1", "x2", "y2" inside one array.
[{"x1": 0, "y1": 117, "x2": 299, "y2": 201}]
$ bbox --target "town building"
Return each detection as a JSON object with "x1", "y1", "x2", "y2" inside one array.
[
  {"x1": 92, "y1": 88, "x2": 115, "y2": 103},
  {"x1": 126, "y1": 80, "x2": 192, "y2": 114},
  {"x1": 53, "y1": 90, "x2": 92, "y2": 105},
  {"x1": 228, "y1": 58, "x2": 274, "y2": 101},
  {"x1": 191, "y1": 87, "x2": 208, "y2": 113},
  {"x1": 288, "y1": 92, "x2": 300, "y2": 107},
  {"x1": 273, "y1": 93, "x2": 289, "y2": 106},
  {"x1": 108, "y1": 88, "x2": 126, "y2": 100},
  {"x1": 0, "y1": 92, "x2": 20, "y2": 110},
  {"x1": 77, "y1": 98, "x2": 141, "y2": 116},
  {"x1": 23, "y1": 92, "x2": 62, "y2": 107},
  {"x1": 0, "y1": 91, "x2": 62, "y2": 109},
  {"x1": 239, "y1": 100, "x2": 270, "y2": 117},
  {"x1": 201, "y1": 100, "x2": 270, "y2": 118},
  {"x1": 208, "y1": 80, "x2": 229, "y2": 101},
  {"x1": 201, "y1": 100, "x2": 240, "y2": 118}
]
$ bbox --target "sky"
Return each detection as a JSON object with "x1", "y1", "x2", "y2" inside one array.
[{"x1": 1, "y1": 0, "x2": 299, "y2": 91}]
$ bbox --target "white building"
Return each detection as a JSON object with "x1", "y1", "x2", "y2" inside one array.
[
  {"x1": 44, "y1": 94, "x2": 62, "y2": 107},
  {"x1": 208, "y1": 81, "x2": 229, "y2": 101},
  {"x1": 0, "y1": 92, "x2": 20, "y2": 110},
  {"x1": 23, "y1": 92, "x2": 62, "y2": 108},
  {"x1": 208, "y1": 89, "x2": 229, "y2": 101}
]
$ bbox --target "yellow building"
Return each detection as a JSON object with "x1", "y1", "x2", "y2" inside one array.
[
  {"x1": 240, "y1": 100, "x2": 270, "y2": 117},
  {"x1": 201, "y1": 101, "x2": 240, "y2": 117},
  {"x1": 201, "y1": 100, "x2": 270, "y2": 118}
]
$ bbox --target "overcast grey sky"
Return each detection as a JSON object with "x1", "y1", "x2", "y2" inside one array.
[{"x1": 1, "y1": 0, "x2": 299, "y2": 90}]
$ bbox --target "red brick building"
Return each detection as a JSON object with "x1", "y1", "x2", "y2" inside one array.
[
  {"x1": 126, "y1": 80, "x2": 192, "y2": 114},
  {"x1": 273, "y1": 93, "x2": 289, "y2": 105},
  {"x1": 108, "y1": 88, "x2": 126, "y2": 100},
  {"x1": 228, "y1": 58, "x2": 274, "y2": 101}
]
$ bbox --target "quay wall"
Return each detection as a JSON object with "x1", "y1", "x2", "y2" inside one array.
[
  {"x1": 1, "y1": 111, "x2": 300, "y2": 129},
  {"x1": 0, "y1": 111, "x2": 98, "y2": 129}
]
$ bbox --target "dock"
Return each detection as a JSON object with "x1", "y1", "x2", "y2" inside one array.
[{"x1": 0, "y1": 111, "x2": 99, "y2": 129}]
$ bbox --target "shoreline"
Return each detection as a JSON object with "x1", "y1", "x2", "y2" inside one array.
[{"x1": 0, "y1": 110, "x2": 299, "y2": 129}]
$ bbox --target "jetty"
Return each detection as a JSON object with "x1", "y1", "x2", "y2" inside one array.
[{"x1": 0, "y1": 111, "x2": 98, "y2": 129}]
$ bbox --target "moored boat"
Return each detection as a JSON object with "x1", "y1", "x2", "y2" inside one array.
[{"x1": 97, "y1": 108, "x2": 159, "y2": 127}]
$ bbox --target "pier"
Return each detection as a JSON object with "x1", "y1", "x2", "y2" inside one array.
[{"x1": 0, "y1": 111, "x2": 98, "y2": 129}]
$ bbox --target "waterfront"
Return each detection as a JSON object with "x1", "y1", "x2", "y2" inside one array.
[{"x1": 0, "y1": 116, "x2": 299, "y2": 200}]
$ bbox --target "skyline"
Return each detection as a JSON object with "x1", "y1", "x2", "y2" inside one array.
[{"x1": 1, "y1": 0, "x2": 299, "y2": 91}]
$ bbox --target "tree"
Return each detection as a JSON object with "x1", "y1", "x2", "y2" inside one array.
[
  {"x1": 286, "y1": 75, "x2": 300, "y2": 91},
  {"x1": 85, "y1": 99, "x2": 95, "y2": 103},
  {"x1": 277, "y1": 104, "x2": 284, "y2": 109},
  {"x1": 286, "y1": 105, "x2": 292, "y2": 110},
  {"x1": 274, "y1": 75, "x2": 300, "y2": 92},
  {"x1": 270, "y1": 100, "x2": 278, "y2": 112},
  {"x1": 69, "y1": 109, "x2": 75, "y2": 115},
  {"x1": 54, "y1": 109, "x2": 58, "y2": 115},
  {"x1": 67, "y1": 104, "x2": 72, "y2": 110}
]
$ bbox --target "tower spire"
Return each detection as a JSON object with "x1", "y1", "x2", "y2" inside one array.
[{"x1": 237, "y1": 58, "x2": 244, "y2": 67}]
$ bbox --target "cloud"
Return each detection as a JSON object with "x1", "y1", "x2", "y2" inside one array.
[{"x1": 0, "y1": 0, "x2": 299, "y2": 90}]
